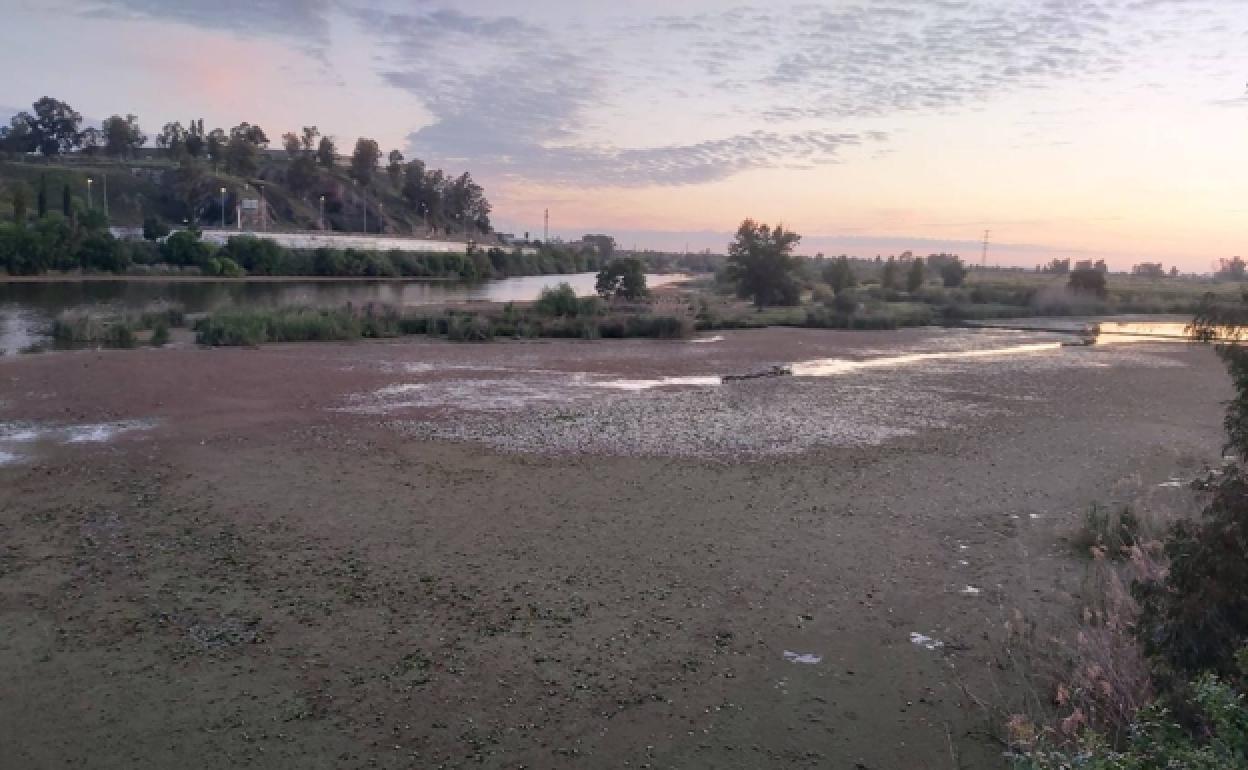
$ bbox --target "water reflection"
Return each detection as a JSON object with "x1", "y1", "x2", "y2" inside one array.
[{"x1": 790, "y1": 342, "x2": 1064, "y2": 377}]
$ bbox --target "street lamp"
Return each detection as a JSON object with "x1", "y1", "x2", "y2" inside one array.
[
  {"x1": 220, "y1": 187, "x2": 226, "y2": 228},
  {"x1": 319, "y1": 195, "x2": 326, "y2": 230},
  {"x1": 86, "y1": 178, "x2": 93, "y2": 210}
]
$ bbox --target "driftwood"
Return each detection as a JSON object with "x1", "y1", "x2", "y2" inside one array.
[{"x1": 722, "y1": 365, "x2": 793, "y2": 382}]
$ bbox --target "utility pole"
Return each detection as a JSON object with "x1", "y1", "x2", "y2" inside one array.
[{"x1": 981, "y1": 230, "x2": 990, "y2": 268}]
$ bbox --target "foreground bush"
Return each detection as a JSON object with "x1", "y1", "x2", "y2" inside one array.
[{"x1": 1013, "y1": 673, "x2": 1248, "y2": 769}]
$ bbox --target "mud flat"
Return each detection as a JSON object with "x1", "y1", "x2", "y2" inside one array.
[{"x1": 0, "y1": 327, "x2": 1230, "y2": 768}]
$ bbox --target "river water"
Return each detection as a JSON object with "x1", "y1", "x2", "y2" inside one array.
[{"x1": 0, "y1": 273, "x2": 688, "y2": 354}]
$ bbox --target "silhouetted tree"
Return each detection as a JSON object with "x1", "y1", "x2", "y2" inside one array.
[
  {"x1": 822, "y1": 255, "x2": 856, "y2": 293},
  {"x1": 387, "y1": 150, "x2": 404, "y2": 184},
  {"x1": 725, "y1": 219, "x2": 802, "y2": 307},
  {"x1": 1068, "y1": 266, "x2": 1107, "y2": 298},
  {"x1": 101, "y1": 114, "x2": 146, "y2": 158},
  {"x1": 880, "y1": 257, "x2": 901, "y2": 290},
  {"x1": 36, "y1": 175, "x2": 47, "y2": 218},
  {"x1": 906, "y1": 257, "x2": 925, "y2": 292},
  {"x1": 350, "y1": 138, "x2": 381, "y2": 185},
  {"x1": 595, "y1": 257, "x2": 647, "y2": 300},
  {"x1": 317, "y1": 136, "x2": 336, "y2": 169},
  {"x1": 940, "y1": 257, "x2": 968, "y2": 287}
]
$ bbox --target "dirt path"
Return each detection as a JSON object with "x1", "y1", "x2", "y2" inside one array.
[{"x1": 0, "y1": 330, "x2": 1228, "y2": 768}]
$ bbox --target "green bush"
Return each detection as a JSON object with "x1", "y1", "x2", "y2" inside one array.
[
  {"x1": 149, "y1": 320, "x2": 170, "y2": 347},
  {"x1": 195, "y1": 307, "x2": 361, "y2": 346},
  {"x1": 1013, "y1": 674, "x2": 1248, "y2": 769},
  {"x1": 50, "y1": 313, "x2": 138, "y2": 349},
  {"x1": 535, "y1": 283, "x2": 581, "y2": 317}
]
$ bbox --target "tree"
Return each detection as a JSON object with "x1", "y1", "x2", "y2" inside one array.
[
  {"x1": 287, "y1": 154, "x2": 319, "y2": 195},
  {"x1": 822, "y1": 255, "x2": 856, "y2": 293},
  {"x1": 940, "y1": 258, "x2": 968, "y2": 288},
  {"x1": 317, "y1": 136, "x2": 336, "y2": 169},
  {"x1": 725, "y1": 219, "x2": 802, "y2": 307},
  {"x1": 350, "y1": 138, "x2": 381, "y2": 185},
  {"x1": 1043, "y1": 258, "x2": 1071, "y2": 274},
  {"x1": 282, "y1": 131, "x2": 302, "y2": 158},
  {"x1": 80, "y1": 126, "x2": 102, "y2": 157},
  {"x1": 101, "y1": 114, "x2": 146, "y2": 158},
  {"x1": 11, "y1": 183, "x2": 29, "y2": 224},
  {"x1": 0, "y1": 112, "x2": 37, "y2": 154},
  {"x1": 142, "y1": 217, "x2": 170, "y2": 241},
  {"x1": 1068, "y1": 266, "x2": 1107, "y2": 298},
  {"x1": 880, "y1": 257, "x2": 900, "y2": 290},
  {"x1": 595, "y1": 257, "x2": 647, "y2": 300},
  {"x1": 906, "y1": 257, "x2": 925, "y2": 292},
  {"x1": 1132, "y1": 262, "x2": 1166, "y2": 278},
  {"x1": 24, "y1": 97, "x2": 83, "y2": 156},
  {"x1": 61, "y1": 183, "x2": 71, "y2": 217},
  {"x1": 36, "y1": 175, "x2": 47, "y2": 218},
  {"x1": 225, "y1": 135, "x2": 259, "y2": 176},
  {"x1": 205, "y1": 128, "x2": 226, "y2": 167},
  {"x1": 301, "y1": 126, "x2": 320, "y2": 153},
  {"x1": 387, "y1": 150, "x2": 404, "y2": 184},
  {"x1": 1218, "y1": 257, "x2": 1247, "y2": 281},
  {"x1": 184, "y1": 119, "x2": 206, "y2": 158},
  {"x1": 583, "y1": 234, "x2": 616, "y2": 259},
  {"x1": 156, "y1": 122, "x2": 187, "y2": 156}
]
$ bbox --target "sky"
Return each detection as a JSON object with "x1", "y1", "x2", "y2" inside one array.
[{"x1": 2, "y1": 0, "x2": 1246, "y2": 269}]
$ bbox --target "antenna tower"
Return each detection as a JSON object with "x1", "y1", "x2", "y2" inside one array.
[
  {"x1": 981, "y1": 230, "x2": 990, "y2": 268},
  {"x1": 544, "y1": 209, "x2": 549, "y2": 242}
]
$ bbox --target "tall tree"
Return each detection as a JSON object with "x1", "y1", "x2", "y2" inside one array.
[
  {"x1": 301, "y1": 126, "x2": 320, "y2": 153},
  {"x1": 156, "y1": 122, "x2": 187, "y2": 156},
  {"x1": 906, "y1": 257, "x2": 925, "y2": 292},
  {"x1": 27, "y1": 97, "x2": 83, "y2": 156},
  {"x1": 316, "y1": 136, "x2": 336, "y2": 169},
  {"x1": 61, "y1": 183, "x2": 72, "y2": 217},
  {"x1": 387, "y1": 149, "x2": 404, "y2": 184},
  {"x1": 880, "y1": 257, "x2": 900, "y2": 290},
  {"x1": 350, "y1": 138, "x2": 381, "y2": 185},
  {"x1": 11, "y1": 183, "x2": 29, "y2": 224},
  {"x1": 724, "y1": 219, "x2": 802, "y2": 307},
  {"x1": 0, "y1": 112, "x2": 37, "y2": 154},
  {"x1": 282, "y1": 131, "x2": 302, "y2": 158},
  {"x1": 205, "y1": 128, "x2": 226, "y2": 167},
  {"x1": 37, "y1": 175, "x2": 47, "y2": 218},
  {"x1": 822, "y1": 255, "x2": 856, "y2": 292},
  {"x1": 101, "y1": 114, "x2": 146, "y2": 158}
]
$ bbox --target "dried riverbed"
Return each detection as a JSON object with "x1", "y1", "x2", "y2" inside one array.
[{"x1": 0, "y1": 327, "x2": 1229, "y2": 768}]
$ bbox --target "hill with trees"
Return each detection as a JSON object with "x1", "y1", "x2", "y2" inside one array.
[{"x1": 0, "y1": 95, "x2": 493, "y2": 238}]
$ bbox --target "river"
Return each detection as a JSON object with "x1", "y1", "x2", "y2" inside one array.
[{"x1": 0, "y1": 273, "x2": 690, "y2": 354}]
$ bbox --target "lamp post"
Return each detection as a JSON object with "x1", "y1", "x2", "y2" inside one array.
[
  {"x1": 86, "y1": 178, "x2": 93, "y2": 210},
  {"x1": 319, "y1": 195, "x2": 326, "y2": 230},
  {"x1": 220, "y1": 187, "x2": 226, "y2": 228}
]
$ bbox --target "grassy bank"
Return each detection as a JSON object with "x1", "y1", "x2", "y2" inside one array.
[{"x1": 193, "y1": 299, "x2": 694, "y2": 347}]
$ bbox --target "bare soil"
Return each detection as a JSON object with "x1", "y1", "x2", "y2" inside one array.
[{"x1": 0, "y1": 329, "x2": 1229, "y2": 768}]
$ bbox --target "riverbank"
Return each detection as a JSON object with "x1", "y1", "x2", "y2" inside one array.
[{"x1": 0, "y1": 328, "x2": 1228, "y2": 768}]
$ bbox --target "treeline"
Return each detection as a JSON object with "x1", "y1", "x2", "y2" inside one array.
[
  {"x1": 0, "y1": 211, "x2": 607, "y2": 279},
  {"x1": 0, "y1": 96, "x2": 492, "y2": 236}
]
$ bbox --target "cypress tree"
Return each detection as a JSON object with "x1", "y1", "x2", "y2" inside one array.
[
  {"x1": 37, "y1": 175, "x2": 48, "y2": 218},
  {"x1": 62, "y1": 183, "x2": 72, "y2": 217}
]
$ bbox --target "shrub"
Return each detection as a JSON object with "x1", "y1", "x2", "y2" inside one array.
[
  {"x1": 149, "y1": 320, "x2": 170, "y2": 347},
  {"x1": 446, "y1": 314, "x2": 493, "y2": 342},
  {"x1": 535, "y1": 283, "x2": 580, "y2": 317},
  {"x1": 1069, "y1": 504, "x2": 1140, "y2": 560},
  {"x1": 50, "y1": 313, "x2": 138, "y2": 349}
]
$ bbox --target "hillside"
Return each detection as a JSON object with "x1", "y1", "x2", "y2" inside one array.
[{"x1": 0, "y1": 155, "x2": 487, "y2": 242}]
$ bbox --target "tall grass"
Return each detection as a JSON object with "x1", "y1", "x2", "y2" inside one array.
[{"x1": 50, "y1": 312, "x2": 138, "y2": 349}]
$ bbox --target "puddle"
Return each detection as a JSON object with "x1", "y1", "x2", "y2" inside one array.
[
  {"x1": 375, "y1": 383, "x2": 427, "y2": 397},
  {"x1": 791, "y1": 342, "x2": 1063, "y2": 377},
  {"x1": 0, "y1": 420, "x2": 157, "y2": 457},
  {"x1": 960, "y1": 585, "x2": 983, "y2": 596},
  {"x1": 0, "y1": 449, "x2": 20, "y2": 466},
  {"x1": 65, "y1": 421, "x2": 155, "y2": 444},
  {"x1": 782, "y1": 651, "x2": 822, "y2": 665},
  {"x1": 1158, "y1": 479, "x2": 1185, "y2": 488},
  {"x1": 910, "y1": 632, "x2": 944, "y2": 651},
  {"x1": 590, "y1": 376, "x2": 722, "y2": 391},
  {"x1": 690, "y1": 335, "x2": 725, "y2": 344}
]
